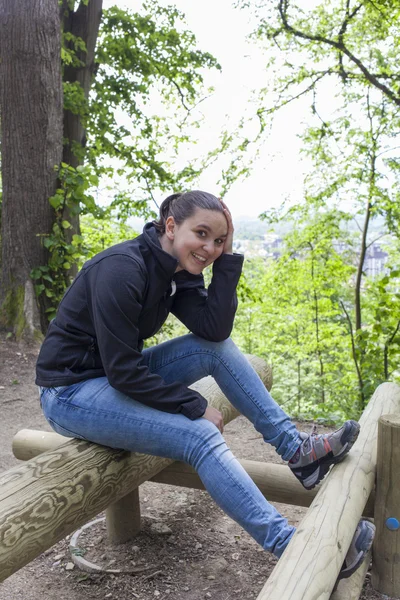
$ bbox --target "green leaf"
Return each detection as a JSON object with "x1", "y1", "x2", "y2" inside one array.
[{"x1": 34, "y1": 284, "x2": 45, "y2": 296}]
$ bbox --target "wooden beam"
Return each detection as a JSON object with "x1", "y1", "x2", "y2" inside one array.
[
  {"x1": 149, "y1": 460, "x2": 375, "y2": 518},
  {"x1": 0, "y1": 357, "x2": 270, "y2": 582},
  {"x1": 12, "y1": 432, "x2": 375, "y2": 517},
  {"x1": 372, "y1": 414, "x2": 400, "y2": 597},
  {"x1": 256, "y1": 382, "x2": 400, "y2": 600}
]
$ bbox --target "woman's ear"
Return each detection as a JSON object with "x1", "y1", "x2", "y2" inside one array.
[{"x1": 165, "y1": 216, "x2": 175, "y2": 240}]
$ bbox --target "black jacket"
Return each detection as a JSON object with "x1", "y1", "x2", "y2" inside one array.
[{"x1": 36, "y1": 224, "x2": 244, "y2": 419}]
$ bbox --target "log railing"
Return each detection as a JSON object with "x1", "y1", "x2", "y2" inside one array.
[{"x1": 1, "y1": 362, "x2": 400, "y2": 599}]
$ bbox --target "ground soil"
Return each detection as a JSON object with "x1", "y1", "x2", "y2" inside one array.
[{"x1": 0, "y1": 338, "x2": 394, "y2": 600}]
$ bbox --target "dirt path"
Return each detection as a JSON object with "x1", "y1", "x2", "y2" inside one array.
[{"x1": 0, "y1": 339, "x2": 390, "y2": 600}]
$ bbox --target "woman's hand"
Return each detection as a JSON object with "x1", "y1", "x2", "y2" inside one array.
[
  {"x1": 202, "y1": 406, "x2": 224, "y2": 433},
  {"x1": 219, "y1": 198, "x2": 234, "y2": 254}
]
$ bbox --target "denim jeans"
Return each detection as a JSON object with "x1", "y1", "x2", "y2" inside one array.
[{"x1": 40, "y1": 334, "x2": 301, "y2": 557}]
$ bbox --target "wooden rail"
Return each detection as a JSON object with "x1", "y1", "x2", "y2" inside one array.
[
  {"x1": 12, "y1": 430, "x2": 375, "y2": 518},
  {"x1": 0, "y1": 356, "x2": 269, "y2": 582},
  {"x1": 3, "y1": 369, "x2": 400, "y2": 599},
  {"x1": 256, "y1": 382, "x2": 400, "y2": 600}
]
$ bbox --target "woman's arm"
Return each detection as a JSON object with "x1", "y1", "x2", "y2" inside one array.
[
  {"x1": 170, "y1": 254, "x2": 244, "y2": 341},
  {"x1": 172, "y1": 198, "x2": 243, "y2": 341},
  {"x1": 86, "y1": 255, "x2": 208, "y2": 419}
]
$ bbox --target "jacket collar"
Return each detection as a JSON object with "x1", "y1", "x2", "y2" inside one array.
[{"x1": 142, "y1": 223, "x2": 178, "y2": 278}]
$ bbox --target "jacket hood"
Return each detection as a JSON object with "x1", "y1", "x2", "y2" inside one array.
[{"x1": 143, "y1": 222, "x2": 178, "y2": 277}]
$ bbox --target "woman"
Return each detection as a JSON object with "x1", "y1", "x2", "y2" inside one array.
[{"x1": 36, "y1": 190, "x2": 373, "y2": 576}]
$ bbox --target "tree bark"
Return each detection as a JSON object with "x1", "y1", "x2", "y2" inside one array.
[
  {"x1": 0, "y1": 0, "x2": 63, "y2": 337},
  {"x1": 61, "y1": 0, "x2": 102, "y2": 268}
]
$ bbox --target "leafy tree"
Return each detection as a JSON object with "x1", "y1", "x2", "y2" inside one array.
[
  {"x1": 235, "y1": 0, "x2": 400, "y2": 411},
  {"x1": 233, "y1": 214, "x2": 359, "y2": 422},
  {"x1": 0, "y1": 0, "x2": 220, "y2": 337}
]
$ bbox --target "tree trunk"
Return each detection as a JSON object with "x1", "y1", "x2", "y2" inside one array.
[
  {"x1": 0, "y1": 0, "x2": 63, "y2": 338},
  {"x1": 61, "y1": 0, "x2": 102, "y2": 273}
]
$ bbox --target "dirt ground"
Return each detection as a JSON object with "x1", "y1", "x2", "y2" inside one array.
[{"x1": 0, "y1": 338, "x2": 393, "y2": 600}]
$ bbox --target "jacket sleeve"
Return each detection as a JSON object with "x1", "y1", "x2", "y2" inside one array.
[
  {"x1": 171, "y1": 253, "x2": 244, "y2": 342},
  {"x1": 84, "y1": 255, "x2": 207, "y2": 420}
]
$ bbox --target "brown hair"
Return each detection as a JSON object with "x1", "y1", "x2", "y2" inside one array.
[{"x1": 153, "y1": 191, "x2": 223, "y2": 234}]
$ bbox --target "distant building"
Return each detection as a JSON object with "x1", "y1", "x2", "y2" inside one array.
[
  {"x1": 235, "y1": 232, "x2": 389, "y2": 278},
  {"x1": 364, "y1": 242, "x2": 388, "y2": 277}
]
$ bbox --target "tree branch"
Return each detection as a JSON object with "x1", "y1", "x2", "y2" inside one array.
[
  {"x1": 258, "y1": 70, "x2": 329, "y2": 117},
  {"x1": 277, "y1": 0, "x2": 400, "y2": 106},
  {"x1": 340, "y1": 300, "x2": 365, "y2": 408},
  {"x1": 384, "y1": 318, "x2": 400, "y2": 379},
  {"x1": 365, "y1": 233, "x2": 386, "y2": 250},
  {"x1": 144, "y1": 178, "x2": 159, "y2": 210}
]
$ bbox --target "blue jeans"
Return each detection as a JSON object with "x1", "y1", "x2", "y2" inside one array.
[{"x1": 40, "y1": 335, "x2": 301, "y2": 557}]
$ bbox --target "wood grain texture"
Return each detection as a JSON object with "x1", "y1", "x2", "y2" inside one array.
[
  {"x1": 1, "y1": 358, "x2": 271, "y2": 581},
  {"x1": 371, "y1": 414, "x2": 400, "y2": 597},
  {"x1": 257, "y1": 382, "x2": 400, "y2": 600},
  {"x1": 12, "y1": 437, "x2": 375, "y2": 517}
]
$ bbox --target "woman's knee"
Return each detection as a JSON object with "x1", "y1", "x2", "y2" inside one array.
[
  {"x1": 184, "y1": 420, "x2": 227, "y2": 470},
  {"x1": 194, "y1": 336, "x2": 241, "y2": 362}
]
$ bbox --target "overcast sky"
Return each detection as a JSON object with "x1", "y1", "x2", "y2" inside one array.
[{"x1": 103, "y1": 0, "x2": 312, "y2": 220}]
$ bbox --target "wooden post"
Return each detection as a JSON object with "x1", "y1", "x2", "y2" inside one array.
[
  {"x1": 371, "y1": 414, "x2": 400, "y2": 598},
  {"x1": 106, "y1": 488, "x2": 141, "y2": 543},
  {"x1": 256, "y1": 382, "x2": 400, "y2": 600}
]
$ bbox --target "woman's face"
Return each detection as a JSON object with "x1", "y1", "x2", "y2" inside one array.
[{"x1": 165, "y1": 208, "x2": 228, "y2": 274}]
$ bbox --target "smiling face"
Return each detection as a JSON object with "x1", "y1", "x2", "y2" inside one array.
[{"x1": 161, "y1": 208, "x2": 228, "y2": 274}]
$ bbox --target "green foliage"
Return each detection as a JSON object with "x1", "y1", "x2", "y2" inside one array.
[
  {"x1": 79, "y1": 213, "x2": 138, "y2": 264},
  {"x1": 224, "y1": 0, "x2": 400, "y2": 419},
  {"x1": 32, "y1": 1, "x2": 222, "y2": 321},
  {"x1": 63, "y1": 2, "x2": 221, "y2": 220},
  {"x1": 31, "y1": 163, "x2": 99, "y2": 319}
]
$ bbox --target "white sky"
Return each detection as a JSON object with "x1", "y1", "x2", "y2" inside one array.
[{"x1": 103, "y1": 0, "x2": 313, "y2": 220}]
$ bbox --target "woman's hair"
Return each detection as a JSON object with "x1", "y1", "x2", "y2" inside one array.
[{"x1": 153, "y1": 190, "x2": 223, "y2": 234}]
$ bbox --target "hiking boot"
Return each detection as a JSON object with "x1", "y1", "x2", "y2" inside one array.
[
  {"x1": 289, "y1": 420, "x2": 360, "y2": 490},
  {"x1": 337, "y1": 519, "x2": 375, "y2": 581}
]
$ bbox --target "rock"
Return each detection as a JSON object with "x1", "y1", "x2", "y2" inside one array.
[
  {"x1": 54, "y1": 554, "x2": 64, "y2": 561},
  {"x1": 195, "y1": 542, "x2": 203, "y2": 550},
  {"x1": 207, "y1": 575, "x2": 215, "y2": 580},
  {"x1": 150, "y1": 522, "x2": 172, "y2": 535},
  {"x1": 65, "y1": 562, "x2": 75, "y2": 571},
  {"x1": 154, "y1": 591, "x2": 160, "y2": 597},
  {"x1": 131, "y1": 545, "x2": 140, "y2": 553},
  {"x1": 206, "y1": 557, "x2": 228, "y2": 574},
  {"x1": 205, "y1": 594, "x2": 212, "y2": 598},
  {"x1": 93, "y1": 535, "x2": 103, "y2": 544}
]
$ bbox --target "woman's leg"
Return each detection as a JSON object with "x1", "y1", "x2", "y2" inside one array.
[
  {"x1": 141, "y1": 334, "x2": 301, "y2": 460},
  {"x1": 141, "y1": 334, "x2": 360, "y2": 489},
  {"x1": 40, "y1": 381, "x2": 294, "y2": 557}
]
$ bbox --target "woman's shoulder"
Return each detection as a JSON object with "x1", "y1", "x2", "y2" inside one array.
[{"x1": 83, "y1": 237, "x2": 147, "y2": 275}]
